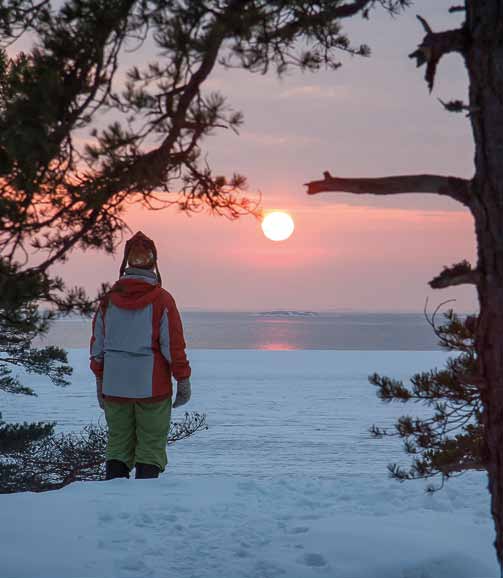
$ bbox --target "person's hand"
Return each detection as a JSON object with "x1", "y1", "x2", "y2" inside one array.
[
  {"x1": 173, "y1": 378, "x2": 191, "y2": 408},
  {"x1": 96, "y1": 376, "x2": 104, "y2": 410}
]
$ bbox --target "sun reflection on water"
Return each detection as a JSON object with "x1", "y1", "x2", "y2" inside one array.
[{"x1": 260, "y1": 342, "x2": 299, "y2": 351}]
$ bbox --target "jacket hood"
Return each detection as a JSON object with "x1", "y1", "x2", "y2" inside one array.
[
  {"x1": 108, "y1": 278, "x2": 162, "y2": 310},
  {"x1": 119, "y1": 231, "x2": 163, "y2": 286}
]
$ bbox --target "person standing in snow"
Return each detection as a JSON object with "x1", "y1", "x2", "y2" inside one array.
[{"x1": 90, "y1": 231, "x2": 191, "y2": 480}]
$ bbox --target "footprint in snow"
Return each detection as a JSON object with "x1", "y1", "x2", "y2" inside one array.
[
  {"x1": 98, "y1": 511, "x2": 114, "y2": 523},
  {"x1": 135, "y1": 512, "x2": 155, "y2": 527},
  {"x1": 252, "y1": 560, "x2": 286, "y2": 578},
  {"x1": 142, "y1": 546, "x2": 163, "y2": 557},
  {"x1": 288, "y1": 526, "x2": 310, "y2": 534},
  {"x1": 119, "y1": 555, "x2": 151, "y2": 575},
  {"x1": 299, "y1": 513, "x2": 321, "y2": 521},
  {"x1": 298, "y1": 552, "x2": 327, "y2": 568},
  {"x1": 159, "y1": 513, "x2": 178, "y2": 523}
]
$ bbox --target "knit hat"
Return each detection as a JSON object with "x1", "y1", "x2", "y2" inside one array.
[{"x1": 119, "y1": 231, "x2": 162, "y2": 285}]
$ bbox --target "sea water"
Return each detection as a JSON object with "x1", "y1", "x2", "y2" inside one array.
[{"x1": 35, "y1": 310, "x2": 442, "y2": 350}]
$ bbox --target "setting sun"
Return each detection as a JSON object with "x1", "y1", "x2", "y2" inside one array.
[{"x1": 261, "y1": 211, "x2": 295, "y2": 242}]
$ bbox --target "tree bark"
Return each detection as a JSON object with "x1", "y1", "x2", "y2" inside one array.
[{"x1": 465, "y1": 0, "x2": 503, "y2": 570}]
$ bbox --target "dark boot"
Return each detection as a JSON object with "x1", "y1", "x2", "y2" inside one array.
[
  {"x1": 105, "y1": 459, "x2": 130, "y2": 480},
  {"x1": 135, "y1": 462, "x2": 160, "y2": 479}
]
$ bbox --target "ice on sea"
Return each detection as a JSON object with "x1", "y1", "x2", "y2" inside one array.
[{"x1": 0, "y1": 349, "x2": 498, "y2": 577}]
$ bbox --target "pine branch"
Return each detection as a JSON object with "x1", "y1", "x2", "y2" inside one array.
[
  {"x1": 371, "y1": 306, "x2": 486, "y2": 488},
  {"x1": 0, "y1": 420, "x2": 54, "y2": 453}
]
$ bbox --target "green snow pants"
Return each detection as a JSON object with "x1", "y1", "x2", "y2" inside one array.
[{"x1": 103, "y1": 398, "x2": 172, "y2": 472}]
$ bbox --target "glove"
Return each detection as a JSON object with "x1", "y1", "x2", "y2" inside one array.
[
  {"x1": 96, "y1": 376, "x2": 104, "y2": 410},
  {"x1": 173, "y1": 378, "x2": 191, "y2": 408}
]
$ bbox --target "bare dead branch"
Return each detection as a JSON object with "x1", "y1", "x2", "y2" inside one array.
[
  {"x1": 305, "y1": 171, "x2": 472, "y2": 206},
  {"x1": 416, "y1": 14, "x2": 433, "y2": 35},
  {"x1": 409, "y1": 15, "x2": 468, "y2": 91},
  {"x1": 438, "y1": 98, "x2": 480, "y2": 116}
]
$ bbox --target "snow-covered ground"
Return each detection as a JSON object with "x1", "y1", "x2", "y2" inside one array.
[
  {"x1": 1, "y1": 473, "x2": 496, "y2": 578},
  {"x1": 1, "y1": 350, "x2": 498, "y2": 577}
]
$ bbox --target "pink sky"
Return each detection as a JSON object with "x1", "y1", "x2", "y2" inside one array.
[{"x1": 55, "y1": 1, "x2": 478, "y2": 312}]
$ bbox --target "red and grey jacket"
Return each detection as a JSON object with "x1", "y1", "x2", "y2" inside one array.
[{"x1": 90, "y1": 268, "x2": 191, "y2": 402}]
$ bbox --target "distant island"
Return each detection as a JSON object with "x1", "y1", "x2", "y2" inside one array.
[{"x1": 254, "y1": 311, "x2": 318, "y2": 317}]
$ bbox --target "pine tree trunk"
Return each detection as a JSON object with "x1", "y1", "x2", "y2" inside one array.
[
  {"x1": 476, "y1": 226, "x2": 503, "y2": 572},
  {"x1": 466, "y1": 0, "x2": 503, "y2": 570}
]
